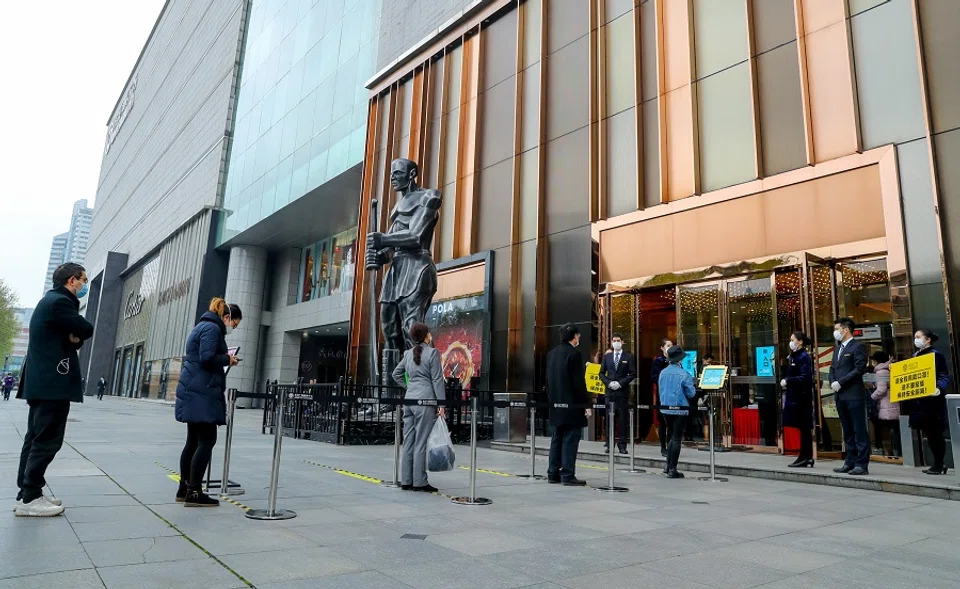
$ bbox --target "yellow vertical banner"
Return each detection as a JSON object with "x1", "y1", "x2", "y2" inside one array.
[
  {"x1": 585, "y1": 362, "x2": 605, "y2": 396},
  {"x1": 889, "y1": 353, "x2": 937, "y2": 403}
]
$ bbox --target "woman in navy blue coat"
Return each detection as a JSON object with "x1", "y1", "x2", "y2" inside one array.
[
  {"x1": 908, "y1": 329, "x2": 951, "y2": 475},
  {"x1": 781, "y1": 331, "x2": 814, "y2": 468},
  {"x1": 175, "y1": 297, "x2": 242, "y2": 506}
]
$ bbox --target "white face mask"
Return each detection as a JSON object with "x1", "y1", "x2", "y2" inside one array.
[
  {"x1": 789, "y1": 341, "x2": 799, "y2": 352},
  {"x1": 914, "y1": 338, "x2": 926, "y2": 349},
  {"x1": 612, "y1": 341, "x2": 622, "y2": 351},
  {"x1": 225, "y1": 324, "x2": 234, "y2": 335},
  {"x1": 833, "y1": 330, "x2": 843, "y2": 342}
]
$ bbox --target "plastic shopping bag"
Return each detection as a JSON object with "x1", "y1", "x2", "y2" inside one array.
[{"x1": 427, "y1": 417, "x2": 456, "y2": 472}]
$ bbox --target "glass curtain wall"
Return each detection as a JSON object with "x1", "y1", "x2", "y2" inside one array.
[{"x1": 298, "y1": 227, "x2": 358, "y2": 303}]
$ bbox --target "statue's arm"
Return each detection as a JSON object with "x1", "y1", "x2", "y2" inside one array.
[{"x1": 378, "y1": 190, "x2": 441, "y2": 249}]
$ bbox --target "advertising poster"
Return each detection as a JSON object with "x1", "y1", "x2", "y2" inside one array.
[
  {"x1": 681, "y1": 350, "x2": 698, "y2": 377},
  {"x1": 426, "y1": 294, "x2": 486, "y2": 390},
  {"x1": 756, "y1": 346, "x2": 776, "y2": 377}
]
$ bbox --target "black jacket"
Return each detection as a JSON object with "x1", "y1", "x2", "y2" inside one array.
[
  {"x1": 782, "y1": 349, "x2": 814, "y2": 429},
  {"x1": 18, "y1": 286, "x2": 94, "y2": 403},
  {"x1": 175, "y1": 311, "x2": 230, "y2": 425},
  {"x1": 546, "y1": 343, "x2": 589, "y2": 428},
  {"x1": 906, "y1": 347, "x2": 951, "y2": 428},
  {"x1": 599, "y1": 350, "x2": 636, "y2": 399},
  {"x1": 828, "y1": 338, "x2": 868, "y2": 403},
  {"x1": 651, "y1": 355, "x2": 670, "y2": 386}
]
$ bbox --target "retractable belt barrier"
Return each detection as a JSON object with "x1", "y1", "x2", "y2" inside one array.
[{"x1": 244, "y1": 388, "x2": 296, "y2": 521}]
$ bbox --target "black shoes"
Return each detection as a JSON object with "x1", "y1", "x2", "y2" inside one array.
[
  {"x1": 184, "y1": 485, "x2": 219, "y2": 507},
  {"x1": 661, "y1": 448, "x2": 668, "y2": 457},
  {"x1": 923, "y1": 465, "x2": 948, "y2": 475},
  {"x1": 788, "y1": 459, "x2": 814, "y2": 468},
  {"x1": 412, "y1": 484, "x2": 438, "y2": 493},
  {"x1": 833, "y1": 464, "x2": 853, "y2": 474},
  {"x1": 547, "y1": 477, "x2": 561, "y2": 484},
  {"x1": 176, "y1": 481, "x2": 188, "y2": 503},
  {"x1": 848, "y1": 467, "x2": 869, "y2": 476},
  {"x1": 617, "y1": 445, "x2": 628, "y2": 455},
  {"x1": 561, "y1": 477, "x2": 587, "y2": 486},
  {"x1": 665, "y1": 470, "x2": 685, "y2": 479},
  {"x1": 400, "y1": 484, "x2": 413, "y2": 490}
]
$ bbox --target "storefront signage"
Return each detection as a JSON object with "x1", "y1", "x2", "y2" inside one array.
[
  {"x1": 105, "y1": 76, "x2": 137, "y2": 155},
  {"x1": 890, "y1": 353, "x2": 937, "y2": 403},
  {"x1": 585, "y1": 362, "x2": 604, "y2": 395},
  {"x1": 756, "y1": 346, "x2": 776, "y2": 377},
  {"x1": 123, "y1": 291, "x2": 145, "y2": 319},
  {"x1": 158, "y1": 278, "x2": 191, "y2": 307},
  {"x1": 853, "y1": 326, "x2": 882, "y2": 340},
  {"x1": 681, "y1": 351, "x2": 698, "y2": 378}
]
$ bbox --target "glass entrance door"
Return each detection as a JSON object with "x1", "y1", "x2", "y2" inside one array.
[{"x1": 804, "y1": 253, "x2": 840, "y2": 454}]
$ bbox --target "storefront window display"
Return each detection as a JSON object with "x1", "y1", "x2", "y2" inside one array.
[
  {"x1": 425, "y1": 294, "x2": 487, "y2": 390},
  {"x1": 297, "y1": 228, "x2": 358, "y2": 304}
]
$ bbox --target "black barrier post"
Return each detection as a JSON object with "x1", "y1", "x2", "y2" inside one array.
[
  {"x1": 381, "y1": 397, "x2": 402, "y2": 488},
  {"x1": 220, "y1": 389, "x2": 245, "y2": 496},
  {"x1": 246, "y1": 387, "x2": 297, "y2": 520},
  {"x1": 596, "y1": 399, "x2": 629, "y2": 493},
  {"x1": 698, "y1": 394, "x2": 729, "y2": 483},
  {"x1": 516, "y1": 403, "x2": 545, "y2": 480},
  {"x1": 452, "y1": 396, "x2": 492, "y2": 505},
  {"x1": 621, "y1": 407, "x2": 646, "y2": 474}
]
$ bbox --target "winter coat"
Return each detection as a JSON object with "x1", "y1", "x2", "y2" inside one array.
[
  {"x1": 175, "y1": 311, "x2": 230, "y2": 425},
  {"x1": 869, "y1": 361, "x2": 899, "y2": 421},
  {"x1": 17, "y1": 286, "x2": 94, "y2": 403},
  {"x1": 658, "y1": 363, "x2": 696, "y2": 416},
  {"x1": 905, "y1": 347, "x2": 950, "y2": 429},
  {"x1": 546, "y1": 343, "x2": 590, "y2": 428},
  {"x1": 782, "y1": 348, "x2": 814, "y2": 429}
]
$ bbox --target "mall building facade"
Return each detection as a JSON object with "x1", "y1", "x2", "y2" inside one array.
[{"x1": 350, "y1": 0, "x2": 960, "y2": 462}]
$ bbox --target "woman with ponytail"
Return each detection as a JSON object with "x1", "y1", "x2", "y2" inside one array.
[
  {"x1": 174, "y1": 297, "x2": 243, "y2": 506},
  {"x1": 391, "y1": 322, "x2": 446, "y2": 492}
]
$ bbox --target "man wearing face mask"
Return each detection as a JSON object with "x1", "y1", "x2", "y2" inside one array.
[
  {"x1": 546, "y1": 323, "x2": 592, "y2": 486},
  {"x1": 599, "y1": 334, "x2": 636, "y2": 454},
  {"x1": 14, "y1": 262, "x2": 94, "y2": 517},
  {"x1": 828, "y1": 317, "x2": 871, "y2": 475}
]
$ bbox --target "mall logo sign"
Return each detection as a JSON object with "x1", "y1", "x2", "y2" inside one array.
[
  {"x1": 158, "y1": 278, "x2": 192, "y2": 307},
  {"x1": 123, "y1": 291, "x2": 146, "y2": 320},
  {"x1": 105, "y1": 75, "x2": 136, "y2": 156}
]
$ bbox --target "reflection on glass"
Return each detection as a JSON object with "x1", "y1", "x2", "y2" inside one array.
[
  {"x1": 296, "y1": 228, "x2": 358, "y2": 305},
  {"x1": 838, "y1": 259, "x2": 891, "y2": 326},
  {"x1": 678, "y1": 284, "x2": 719, "y2": 443}
]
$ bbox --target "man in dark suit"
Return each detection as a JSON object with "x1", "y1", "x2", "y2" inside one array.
[
  {"x1": 15, "y1": 262, "x2": 94, "y2": 516},
  {"x1": 546, "y1": 323, "x2": 592, "y2": 486},
  {"x1": 829, "y1": 317, "x2": 871, "y2": 475},
  {"x1": 599, "y1": 333, "x2": 637, "y2": 454}
]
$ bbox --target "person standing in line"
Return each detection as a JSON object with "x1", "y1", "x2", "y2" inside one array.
[
  {"x1": 651, "y1": 338, "x2": 673, "y2": 457},
  {"x1": 781, "y1": 331, "x2": 815, "y2": 468},
  {"x1": 829, "y1": 318, "x2": 871, "y2": 476},
  {"x1": 15, "y1": 262, "x2": 94, "y2": 517},
  {"x1": 175, "y1": 298, "x2": 242, "y2": 507},
  {"x1": 906, "y1": 329, "x2": 951, "y2": 474},
  {"x1": 392, "y1": 322, "x2": 446, "y2": 493},
  {"x1": 868, "y1": 351, "x2": 900, "y2": 458},
  {"x1": 658, "y1": 346, "x2": 697, "y2": 478},
  {"x1": 546, "y1": 323, "x2": 592, "y2": 486},
  {"x1": 96, "y1": 376, "x2": 106, "y2": 401},
  {"x1": 599, "y1": 334, "x2": 636, "y2": 454},
  {"x1": 2, "y1": 373, "x2": 14, "y2": 401}
]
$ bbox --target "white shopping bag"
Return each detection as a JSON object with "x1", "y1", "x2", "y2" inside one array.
[{"x1": 426, "y1": 417, "x2": 456, "y2": 472}]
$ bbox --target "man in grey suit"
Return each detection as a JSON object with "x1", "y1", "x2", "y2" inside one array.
[{"x1": 829, "y1": 317, "x2": 871, "y2": 475}]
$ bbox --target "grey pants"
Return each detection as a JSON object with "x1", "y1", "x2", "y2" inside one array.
[{"x1": 402, "y1": 406, "x2": 437, "y2": 487}]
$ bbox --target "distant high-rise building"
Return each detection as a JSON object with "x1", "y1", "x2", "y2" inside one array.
[
  {"x1": 4, "y1": 308, "x2": 33, "y2": 375},
  {"x1": 42, "y1": 199, "x2": 94, "y2": 293}
]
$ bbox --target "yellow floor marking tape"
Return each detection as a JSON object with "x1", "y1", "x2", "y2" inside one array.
[
  {"x1": 458, "y1": 465, "x2": 513, "y2": 477},
  {"x1": 302, "y1": 460, "x2": 459, "y2": 499},
  {"x1": 155, "y1": 462, "x2": 250, "y2": 511}
]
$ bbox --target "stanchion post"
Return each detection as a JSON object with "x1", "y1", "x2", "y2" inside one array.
[
  {"x1": 381, "y1": 396, "x2": 402, "y2": 488},
  {"x1": 452, "y1": 396, "x2": 492, "y2": 505},
  {"x1": 220, "y1": 389, "x2": 245, "y2": 496},
  {"x1": 698, "y1": 395, "x2": 728, "y2": 483},
  {"x1": 246, "y1": 387, "x2": 297, "y2": 520},
  {"x1": 596, "y1": 399, "x2": 629, "y2": 492},
  {"x1": 621, "y1": 407, "x2": 646, "y2": 474},
  {"x1": 517, "y1": 404, "x2": 545, "y2": 480}
]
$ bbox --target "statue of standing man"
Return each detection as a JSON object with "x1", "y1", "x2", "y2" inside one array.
[{"x1": 365, "y1": 158, "x2": 441, "y2": 387}]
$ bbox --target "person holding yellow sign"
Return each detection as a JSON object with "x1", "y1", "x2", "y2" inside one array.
[{"x1": 906, "y1": 329, "x2": 951, "y2": 475}]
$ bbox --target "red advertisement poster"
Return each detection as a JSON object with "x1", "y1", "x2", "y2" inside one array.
[{"x1": 426, "y1": 295, "x2": 485, "y2": 390}]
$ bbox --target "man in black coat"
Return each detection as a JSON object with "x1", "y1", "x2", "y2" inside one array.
[
  {"x1": 546, "y1": 323, "x2": 592, "y2": 486},
  {"x1": 828, "y1": 317, "x2": 871, "y2": 475},
  {"x1": 15, "y1": 262, "x2": 94, "y2": 517},
  {"x1": 599, "y1": 333, "x2": 636, "y2": 454}
]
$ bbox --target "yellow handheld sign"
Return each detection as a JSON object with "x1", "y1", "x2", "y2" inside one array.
[
  {"x1": 889, "y1": 353, "x2": 937, "y2": 404},
  {"x1": 585, "y1": 362, "x2": 605, "y2": 395}
]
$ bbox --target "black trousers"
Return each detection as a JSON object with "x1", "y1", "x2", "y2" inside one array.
[
  {"x1": 663, "y1": 414, "x2": 687, "y2": 472},
  {"x1": 547, "y1": 424, "x2": 582, "y2": 481},
  {"x1": 179, "y1": 423, "x2": 218, "y2": 486},
  {"x1": 3, "y1": 387, "x2": 11, "y2": 400},
  {"x1": 797, "y1": 426, "x2": 814, "y2": 461},
  {"x1": 836, "y1": 399, "x2": 871, "y2": 468},
  {"x1": 18, "y1": 400, "x2": 71, "y2": 503},
  {"x1": 920, "y1": 423, "x2": 947, "y2": 468},
  {"x1": 606, "y1": 396, "x2": 629, "y2": 446}
]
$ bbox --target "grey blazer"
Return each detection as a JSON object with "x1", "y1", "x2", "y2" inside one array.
[{"x1": 392, "y1": 345, "x2": 446, "y2": 401}]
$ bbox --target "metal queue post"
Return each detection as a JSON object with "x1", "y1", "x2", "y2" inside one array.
[
  {"x1": 697, "y1": 393, "x2": 728, "y2": 483},
  {"x1": 246, "y1": 387, "x2": 297, "y2": 520},
  {"x1": 452, "y1": 396, "x2": 492, "y2": 506},
  {"x1": 220, "y1": 389, "x2": 245, "y2": 495},
  {"x1": 595, "y1": 399, "x2": 629, "y2": 492},
  {"x1": 620, "y1": 407, "x2": 646, "y2": 474},
  {"x1": 515, "y1": 401, "x2": 545, "y2": 480}
]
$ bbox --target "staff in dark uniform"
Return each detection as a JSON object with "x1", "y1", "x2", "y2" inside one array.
[
  {"x1": 599, "y1": 333, "x2": 636, "y2": 454},
  {"x1": 907, "y1": 329, "x2": 951, "y2": 475},
  {"x1": 651, "y1": 338, "x2": 672, "y2": 457},
  {"x1": 781, "y1": 331, "x2": 814, "y2": 468}
]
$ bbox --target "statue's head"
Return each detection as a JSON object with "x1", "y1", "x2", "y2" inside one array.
[{"x1": 390, "y1": 158, "x2": 419, "y2": 192}]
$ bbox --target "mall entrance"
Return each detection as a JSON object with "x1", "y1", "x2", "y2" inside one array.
[{"x1": 607, "y1": 255, "x2": 899, "y2": 458}]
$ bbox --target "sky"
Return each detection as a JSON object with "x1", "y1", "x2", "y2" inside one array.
[{"x1": 0, "y1": 0, "x2": 166, "y2": 307}]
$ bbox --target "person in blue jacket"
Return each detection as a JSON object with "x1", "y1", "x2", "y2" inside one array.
[
  {"x1": 908, "y1": 329, "x2": 951, "y2": 475},
  {"x1": 175, "y1": 297, "x2": 242, "y2": 506},
  {"x1": 658, "y1": 345, "x2": 697, "y2": 478}
]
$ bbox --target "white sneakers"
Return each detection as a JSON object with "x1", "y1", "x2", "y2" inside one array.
[{"x1": 14, "y1": 496, "x2": 65, "y2": 517}]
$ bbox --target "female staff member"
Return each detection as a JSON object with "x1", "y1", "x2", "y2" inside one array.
[
  {"x1": 175, "y1": 297, "x2": 242, "y2": 506},
  {"x1": 781, "y1": 331, "x2": 814, "y2": 468},
  {"x1": 392, "y1": 322, "x2": 446, "y2": 492},
  {"x1": 908, "y1": 329, "x2": 951, "y2": 475}
]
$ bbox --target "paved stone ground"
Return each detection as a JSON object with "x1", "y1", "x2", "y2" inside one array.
[{"x1": 2, "y1": 397, "x2": 960, "y2": 589}]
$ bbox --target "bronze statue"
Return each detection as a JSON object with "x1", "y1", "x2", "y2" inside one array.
[{"x1": 365, "y1": 158, "x2": 441, "y2": 386}]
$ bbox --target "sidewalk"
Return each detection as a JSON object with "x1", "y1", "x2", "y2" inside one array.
[
  {"x1": 491, "y1": 437, "x2": 960, "y2": 501},
  {"x1": 3, "y1": 397, "x2": 960, "y2": 589}
]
